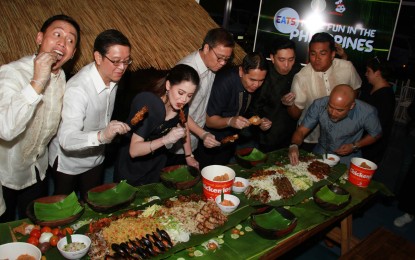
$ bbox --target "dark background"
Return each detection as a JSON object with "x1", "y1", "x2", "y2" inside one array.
[{"x1": 199, "y1": 0, "x2": 415, "y2": 80}]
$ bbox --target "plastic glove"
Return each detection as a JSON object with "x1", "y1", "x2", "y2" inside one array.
[
  {"x1": 162, "y1": 127, "x2": 185, "y2": 148},
  {"x1": 202, "y1": 132, "x2": 220, "y2": 148},
  {"x1": 259, "y1": 117, "x2": 272, "y2": 131},
  {"x1": 228, "y1": 116, "x2": 250, "y2": 129},
  {"x1": 32, "y1": 52, "x2": 59, "y2": 88},
  {"x1": 100, "y1": 120, "x2": 131, "y2": 144},
  {"x1": 281, "y1": 92, "x2": 296, "y2": 106}
]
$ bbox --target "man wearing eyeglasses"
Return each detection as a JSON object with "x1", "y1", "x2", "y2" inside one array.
[
  {"x1": 167, "y1": 28, "x2": 235, "y2": 166},
  {"x1": 48, "y1": 29, "x2": 131, "y2": 199},
  {"x1": 283, "y1": 32, "x2": 361, "y2": 151}
]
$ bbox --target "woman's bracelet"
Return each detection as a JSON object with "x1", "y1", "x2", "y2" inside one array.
[
  {"x1": 201, "y1": 131, "x2": 209, "y2": 140},
  {"x1": 227, "y1": 117, "x2": 233, "y2": 127},
  {"x1": 149, "y1": 140, "x2": 154, "y2": 154}
]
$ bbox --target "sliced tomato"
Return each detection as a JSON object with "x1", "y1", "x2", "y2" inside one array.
[
  {"x1": 27, "y1": 236, "x2": 39, "y2": 246},
  {"x1": 49, "y1": 235, "x2": 59, "y2": 247},
  {"x1": 30, "y1": 229, "x2": 41, "y2": 239},
  {"x1": 51, "y1": 228, "x2": 61, "y2": 236},
  {"x1": 61, "y1": 227, "x2": 73, "y2": 236},
  {"x1": 40, "y1": 226, "x2": 52, "y2": 234}
]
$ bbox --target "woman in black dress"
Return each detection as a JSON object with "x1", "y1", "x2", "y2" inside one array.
[
  {"x1": 360, "y1": 57, "x2": 396, "y2": 164},
  {"x1": 115, "y1": 64, "x2": 199, "y2": 185}
]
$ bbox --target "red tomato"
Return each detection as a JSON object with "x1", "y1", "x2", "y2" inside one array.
[
  {"x1": 61, "y1": 227, "x2": 73, "y2": 236},
  {"x1": 51, "y1": 228, "x2": 61, "y2": 236},
  {"x1": 27, "y1": 236, "x2": 39, "y2": 246},
  {"x1": 40, "y1": 226, "x2": 52, "y2": 234},
  {"x1": 30, "y1": 229, "x2": 41, "y2": 239},
  {"x1": 49, "y1": 235, "x2": 59, "y2": 247}
]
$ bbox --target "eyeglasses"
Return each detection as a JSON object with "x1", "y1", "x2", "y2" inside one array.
[
  {"x1": 104, "y1": 55, "x2": 133, "y2": 66},
  {"x1": 209, "y1": 46, "x2": 231, "y2": 63}
]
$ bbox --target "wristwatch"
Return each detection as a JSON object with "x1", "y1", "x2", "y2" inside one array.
[
  {"x1": 352, "y1": 143, "x2": 360, "y2": 152},
  {"x1": 185, "y1": 153, "x2": 194, "y2": 158}
]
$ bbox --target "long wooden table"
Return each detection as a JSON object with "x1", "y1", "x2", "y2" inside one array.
[
  {"x1": 0, "y1": 151, "x2": 390, "y2": 259},
  {"x1": 260, "y1": 194, "x2": 374, "y2": 259}
]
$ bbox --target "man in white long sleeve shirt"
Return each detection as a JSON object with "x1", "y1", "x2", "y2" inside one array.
[
  {"x1": 0, "y1": 15, "x2": 80, "y2": 222},
  {"x1": 48, "y1": 29, "x2": 130, "y2": 200}
]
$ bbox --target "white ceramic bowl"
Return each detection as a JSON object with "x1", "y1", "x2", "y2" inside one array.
[
  {"x1": 320, "y1": 153, "x2": 340, "y2": 167},
  {"x1": 232, "y1": 177, "x2": 249, "y2": 194},
  {"x1": 215, "y1": 194, "x2": 240, "y2": 214},
  {"x1": 57, "y1": 234, "x2": 91, "y2": 260},
  {"x1": 0, "y1": 242, "x2": 41, "y2": 260}
]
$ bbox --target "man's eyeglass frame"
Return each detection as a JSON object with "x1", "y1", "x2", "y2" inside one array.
[
  {"x1": 104, "y1": 54, "x2": 133, "y2": 66},
  {"x1": 209, "y1": 46, "x2": 231, "y2": 63}
]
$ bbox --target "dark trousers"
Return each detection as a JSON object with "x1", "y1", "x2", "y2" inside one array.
[
  {"x1": 50, "y1": 158, "x2": 104, "y2": 201},
  {"x1": 0, "y1": 169, "x2": 48, "y2": 223},
  {"x1": 397, "y1": 159, "x2": 415, "y2": 214}
]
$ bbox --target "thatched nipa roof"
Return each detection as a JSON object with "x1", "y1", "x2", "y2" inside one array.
[{"x1": 0, "y1": 0, "x2": 246, "y2": 72}]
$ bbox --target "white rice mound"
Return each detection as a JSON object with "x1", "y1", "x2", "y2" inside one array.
[{"x1": 248, "y1": 160, "x2": 326, "y2": 202}]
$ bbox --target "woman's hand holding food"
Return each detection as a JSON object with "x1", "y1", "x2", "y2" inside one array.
[
  {"x1": 99, "y1": 120, "x2": 131, "y2": 144},
  {"x1": 162, "y1": 126, "x2": 185, "y2": 148}
]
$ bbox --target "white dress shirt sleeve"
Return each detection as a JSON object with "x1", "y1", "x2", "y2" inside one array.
[
  {"x1": 291, "y1": 73, "x2": 307, "y2": 110},
  {"x1": 58, "y1": 86, "x2": 101, "y2": 151},
  {"x1": 0, "y1": 66, "x2": 42, "y2": 141},
  {"x1": 347, "y1": 61, "x2": 362, "y2": 90}
]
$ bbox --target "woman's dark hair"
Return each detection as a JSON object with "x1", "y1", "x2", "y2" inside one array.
[
  {"x1": 40, "y1": 14, "x2": 81, "y2": 47},
  {"x1": 153, "y1": 64, "x2": 200, "y2": 97},
  {"x1": 93, "y1": 29, "x2": 131, "y2": 56},
  {"x1": 310, "y1": 32, "x2": 335, "y2": 52},
  {"x1": 241, "y1": 52, "x2": 267, "y2": 74},
  {"x1": 367, "y1": 57, "x2": 393, "y2": 80}
]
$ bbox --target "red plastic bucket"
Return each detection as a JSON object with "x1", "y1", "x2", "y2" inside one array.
[
  {"x1": 348, "y1": 158, "x2": 377, "y2": 187},
  {"x1": 201, "y1": 165, "x2": 235, "y2": 199}
]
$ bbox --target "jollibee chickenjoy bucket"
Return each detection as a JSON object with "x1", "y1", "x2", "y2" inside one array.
[
  {"x1": 348, "y1": 157, "x2": 377, "y2": 187},
  {"x1": 201, "y1": 165, "x2": 235, "y2": 199}
]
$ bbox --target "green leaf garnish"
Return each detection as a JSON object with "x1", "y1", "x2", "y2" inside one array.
[{"x1": 66, "y1": 233, "x2": 72, "y2": 244}]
